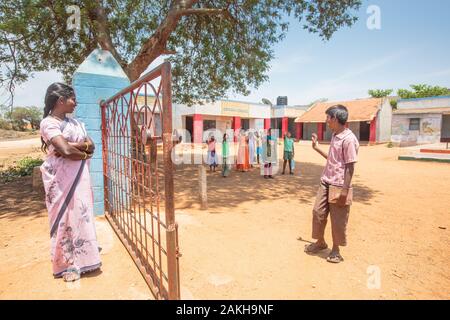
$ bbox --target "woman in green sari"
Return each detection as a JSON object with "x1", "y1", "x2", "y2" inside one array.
[{"x1": 222, "y1": 133, "x2": 231, "y2": 177}]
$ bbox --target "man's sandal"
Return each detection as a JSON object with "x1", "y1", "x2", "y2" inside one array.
[
  {"x1": 326, "y1": 253, "x2": 344, "y2": 263},
  {"x1": 304, "y1": 242, "x2": 328, "y2": 254}
]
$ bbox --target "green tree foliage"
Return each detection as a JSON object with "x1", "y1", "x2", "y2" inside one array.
[
  {"x1": 390, "y1": 99, "x2": 397, "y2": 109},
  {"x1": 397, "y1": 84, "x2": 450, "y2": 99},
  {"x1": 1, "y1": 0, "x2": 361, "y2": 105},
  {"x1": 6, "y1": 106, "x2": 43, "y2": 131},
  {"x1": 368, "y1": 89, "x2": 393, "y2": 98}
]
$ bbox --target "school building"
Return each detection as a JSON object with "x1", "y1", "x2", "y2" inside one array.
[
  {"x1": 391, "y1": 96, "x2": 450, "y2": 146},
  {"x1": 172, "y1": 97, "x2": 309, "y2": 143},
  {"x1": 295, "y1": 98, "x2": 392, "y2": 143}
]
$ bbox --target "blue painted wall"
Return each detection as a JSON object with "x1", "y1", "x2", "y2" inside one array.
[{"x1": 72, "y1": 49, "x2": 130, "y2": 215}]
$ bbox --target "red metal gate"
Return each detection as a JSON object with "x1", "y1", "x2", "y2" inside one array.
[{"x1": 100, "y1": 62, "x2": 180, "y2": 300}]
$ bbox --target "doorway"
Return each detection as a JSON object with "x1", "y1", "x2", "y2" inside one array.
[
  {"x1": 185, "y1": 116, "x2": 193, "y2": 142},
  {"x1": 360, "y1": 121, "x2": 370, "y2": 141}
]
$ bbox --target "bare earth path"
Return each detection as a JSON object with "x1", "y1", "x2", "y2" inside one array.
[
  {"x1": 0, "y1": 138, "x2": 152, "y2": 299},
  {"x1": 0, "y1": 139, "x2": 449, "y2": 299},
  {"x1": 175, "y1": 143, "x2": 450, "y2": 300}
]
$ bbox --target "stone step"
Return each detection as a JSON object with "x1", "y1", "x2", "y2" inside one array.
[
  {"x1": 399, "y1": 153, "x2": 450, "y2": 163},
  {"x1": 420, "y1": 149, "x2": 450, "y2": 154}
]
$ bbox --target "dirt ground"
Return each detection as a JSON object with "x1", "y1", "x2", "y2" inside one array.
[
  {"x1": 0, "y1": 137, "x2": 43, "y2": 170},
  {"x1": 0, "y1": 129, "x2": 40, "y2": 142},
  {"x1": 0, "y1": 138, "x2": 449, "y2": 300}
]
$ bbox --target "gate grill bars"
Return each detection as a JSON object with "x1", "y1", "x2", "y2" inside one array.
[{"x1": 100, "y1": 62, "x2": 180, "y2": 300}]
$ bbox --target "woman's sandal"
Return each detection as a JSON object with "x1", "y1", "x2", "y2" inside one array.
[
  {"x1": 304, "y1": 242, "x2": 328, "y2": 254},
  {"x1": 63, "y1": 268, "x2": 81, "y2": 282},
  {"x1": 326, "y1": 253, "x2": 344, "y2": 263}
]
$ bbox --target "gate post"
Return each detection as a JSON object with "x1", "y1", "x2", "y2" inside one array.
[
  {"x1": 73, "y1": 49, "x2": 130, "y2": 215},
  {"x1": 161, "y1": 62, "x2": 180, "y2": 299}
]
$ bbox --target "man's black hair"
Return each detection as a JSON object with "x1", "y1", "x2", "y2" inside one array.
[{"x1": 325, "y1": 104, "x2": 348, "y2": 125}]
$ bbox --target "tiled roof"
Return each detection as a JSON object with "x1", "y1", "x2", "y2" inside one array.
[{"x1": 295, "y1": 98, "x2": 384, "y2": 123}]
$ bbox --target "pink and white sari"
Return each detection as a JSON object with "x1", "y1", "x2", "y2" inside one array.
[{"x1": 40, "y1": 116, "x2": 101, "y2": 278}]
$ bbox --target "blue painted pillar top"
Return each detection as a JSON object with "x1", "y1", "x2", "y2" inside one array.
[{"x1": 72, "y1": 49, "x2": 130, "y2": 215}]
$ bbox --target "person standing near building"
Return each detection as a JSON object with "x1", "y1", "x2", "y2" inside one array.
[
  {"x1": 262, "y1": 128, "x2": 277, "y2": 179},
  {"x1": 236, "y1": 129, "x2": 250, "y2": 172},
  {"x1": 222, "y1": 133, "x2": 231, "y2": 177},
  {"x1": 282, "y1": 131, "x2": 295, "y2": 175},
  {"x1": 248, "y1": 131, "x2": 257, "y2": 167},
  {"x1": 206, "y1": 135, "x2": 218, "y2": 172},
  {"x1": 255, "y1": 131, "x2": 262, "y2": 165},
  {"x1": 304, "y1": 105, "x2": 359, "y2": 264}
]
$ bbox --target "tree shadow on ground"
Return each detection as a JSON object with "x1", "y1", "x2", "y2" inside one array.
[
  {"x1": 0, "y1": 160, "x2": 380, "y2": 221},
  {"x1": 0, "y1": 176, "x2": 46, "y2": 221},
  {"x1": 173, "y1": 161, "x2": 380, "y2": 211}
]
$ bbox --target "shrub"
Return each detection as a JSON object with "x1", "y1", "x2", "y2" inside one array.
[
  {"x1": 5, "y1": 106, "x2": 43, "y2": 131},
  {"x1": 0, "y1": 118, "x2": 12, "y2": 130},
  {"x1": 0, "y1": 157, "x2": 43, "y2": 183}
]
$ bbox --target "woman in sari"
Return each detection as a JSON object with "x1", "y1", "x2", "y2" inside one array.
[
  {"x1": 248, "y1": 131, "x2": 256, "y2": 167},
  {"x1": 262, "y1": 128, "x2": 277, "y2": 179},
  {"x1": 236, "y1": 130, "x2": 250, "y2": 172},
  {"x1": 222, "y1": 133, "x2": 231, "y2": 177},
  {"x1": 206, "y1": 135, "x2": 218, "y2": 172},
  {"x1": 256, "y1": 131, "x2": 262, "y2": 165},
  {"x1": 40, "y1": 82, "x2": 101, "y2": 282}
]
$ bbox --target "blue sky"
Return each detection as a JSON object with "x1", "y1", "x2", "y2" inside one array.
[
  {"x1": 4, "y1": 0, "x2": 450, "y2": 108},
  {"x1": 231, "y1": 0, "x2": 450, "y2": 105}
]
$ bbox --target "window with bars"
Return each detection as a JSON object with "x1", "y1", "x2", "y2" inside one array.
[{"x1": 409, "y1": 118, "x2": 420, "y2": 131}]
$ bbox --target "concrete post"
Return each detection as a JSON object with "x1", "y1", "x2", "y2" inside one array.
[
  {"x1": 72, "y1": 49, "x2": 130, "y2": 215},
  {"x1": 198, "y1": 165, "x2": 207, "y2": 209}
]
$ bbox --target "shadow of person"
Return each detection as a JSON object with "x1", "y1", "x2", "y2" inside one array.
[
  {"x1": 304, "y1": 248, "x2": 332, "y2": 260},
  {"x1": 298, "y1": 236, "x2": 331, "y2": 260},
  {"x1": 82, "y1": 268, "x2": 103, "y2": 279}
]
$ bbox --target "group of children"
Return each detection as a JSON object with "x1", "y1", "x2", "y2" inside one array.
[
  {"x1": 206, "y1": 105, "x2": 359, "y2": 264},
  {"x1": 204, "y1": 105, "x2": 358, "y2": 264},
  {"x1": 205, "y1": 129, "x2": 296, "y2": 179}
]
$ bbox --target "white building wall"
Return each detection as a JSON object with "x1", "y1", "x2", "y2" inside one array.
[
  {"x1": 391, "y1": 114, "x2": 442, "y2": 144},
  {"x1": 193, "y1": 101, "x2": 222, "y2": 116},
  {"x1": 392, "y1": 96, "x2": 450, "y2": 144},
  {"x1": 272, "y1": 107, "x2": 285, "y2": 118},
  {"x1": 172, "y1": 103, "x2": 184, "y2": 131},
  {"x1": 285, "y1": 107, "x2": 307, "y2": 118},
  {"x1": 376, "y1": 99, "x2": 393, "y2": 142},
  {"x1": 272, "y1": 106, "x2": 307, "y2": 119},
  {"x1": 348, "y1": 122, "x2": 360, "y2": 140},
  {"x1": 397, "y1": 96, "x2": 450, "y2": 109},
  {"x1": 249, "y1": 104, "x2": 271, "y2": 118}
]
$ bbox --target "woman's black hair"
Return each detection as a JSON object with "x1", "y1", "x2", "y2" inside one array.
[{"x1": 41, "y1": 83, "x2": 75, "y2": 153}]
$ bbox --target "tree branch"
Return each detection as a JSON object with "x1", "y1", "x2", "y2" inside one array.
[
  {"x1": 126, "y1": 0, "x2": 238, "y2": 81},
  {"x1": 178, "y1": 7, "x2": 238, "y2": 23},
  {"x1": 88, "y1": 0, "x2": 126, "y2": 68},
  {"x1": 2, "y1": 36, "x2": 18, "y2": 113},
  {"x1": 125, "y1": 0, "x2": 198, "y2": 80}
]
